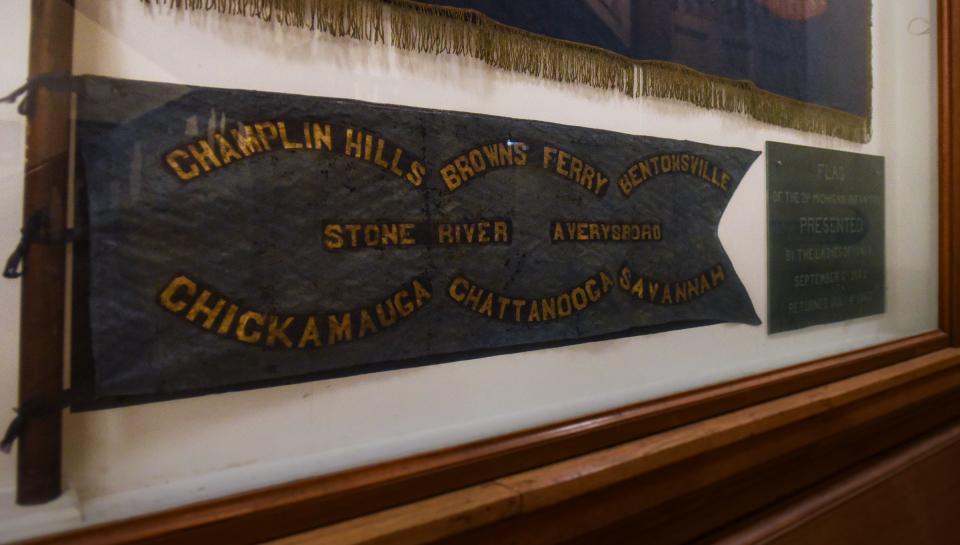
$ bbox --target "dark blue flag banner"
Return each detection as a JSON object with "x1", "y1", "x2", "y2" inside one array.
[
  {"x1": 144, "y1": 0, "x2": 871, "y2": 142},
  {"x1": 71, "y1": 76, "x2": 759, "y2": 408}
]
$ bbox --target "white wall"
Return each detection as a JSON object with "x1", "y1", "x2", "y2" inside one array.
[
  {"x1": 0, "y1": 0, "x2": 30, "y2": 489},
  {"x1": 0, "y1": 0, "x2": 940, "y2": 540}
]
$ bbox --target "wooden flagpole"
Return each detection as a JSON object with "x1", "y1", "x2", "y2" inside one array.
[{"x1": 16, "y1": 0, "x2": 74, "y2": 505}]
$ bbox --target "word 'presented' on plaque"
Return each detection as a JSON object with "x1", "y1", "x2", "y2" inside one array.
[{"x1": 767, "y1": 141, "x2": 885, "y2": 334}]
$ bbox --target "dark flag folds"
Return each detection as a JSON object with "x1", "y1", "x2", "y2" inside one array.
[
  {"x1": 143, "y1": 0, "x2": 872, "y2": 142},
  {"x1": 413, "y1": 0, "x2": 871, "y2": 120},
  {"x1": 71, "y1": 76, "x2": 760, "y2": 408}
]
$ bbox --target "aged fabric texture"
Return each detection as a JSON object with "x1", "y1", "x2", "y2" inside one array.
[
  {"x1": 142, "y1": 0, "x2": 872, "y2": 142},
  {"x1": 72, "y1": 76, "x2": 759, "y2": 407}
]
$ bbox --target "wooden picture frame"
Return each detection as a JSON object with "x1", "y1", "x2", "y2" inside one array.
[{"x1": 14, "y1": 1, "x2": 960, "y2": 543}]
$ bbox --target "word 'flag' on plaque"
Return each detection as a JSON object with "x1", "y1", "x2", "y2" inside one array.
[{"x1": 71, "y1": 77, "x2": 760, "y2": 408}]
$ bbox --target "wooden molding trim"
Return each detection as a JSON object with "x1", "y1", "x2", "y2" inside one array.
[
  {"x1": 703, "y1": 419, "x2": 960, "y2": 545},
  {"x1": 467, "y1": 390, "x2": 960, "y2": 545},
  {"x1": 940, "y1": 0, "x2": 960, "y2": 344},
  {"x1": 264, "y1": 348, "x2": 960, "y2": 545},
  {"x1": 18, "y1": 332, "x2": 949, "y2": 545}
]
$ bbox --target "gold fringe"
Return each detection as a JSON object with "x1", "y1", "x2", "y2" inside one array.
[
  {"x1": 141, "y1": 0, "x2": 385, "y2": 42},
  {"x1": 140, "y1": 0, "x2": 870, "y2": 143},
  {"x1": 639, "y1": 61, "x2": 870, "y2": 143},
  {"x1": 388, "y1": 1, "x2": 636, "y2": 97}
]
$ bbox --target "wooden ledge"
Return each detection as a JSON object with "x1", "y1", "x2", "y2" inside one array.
[
  {"x1": 266, "y1": 347, "x2": 960, "y2": 545},
  {"x1": 704, "y1": 419, "x2": 960, "y2": 545},
  {"x1": 19, "y1": 331, "x2": 950, "y2": 545}
]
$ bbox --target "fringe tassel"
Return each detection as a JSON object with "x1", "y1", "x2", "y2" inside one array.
[
  {"x1": 639, "y1": 61, "x2": 870, "y2": 143},
  {"x1": 140, "y1": 0, "x2": 870, "y2": 143},
  {"x1": 389, "y1": 1, "x2": 636, "y2": 98},
  {"x1": 141, "y1": 0, "x2": 385, "y2": 41}
]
